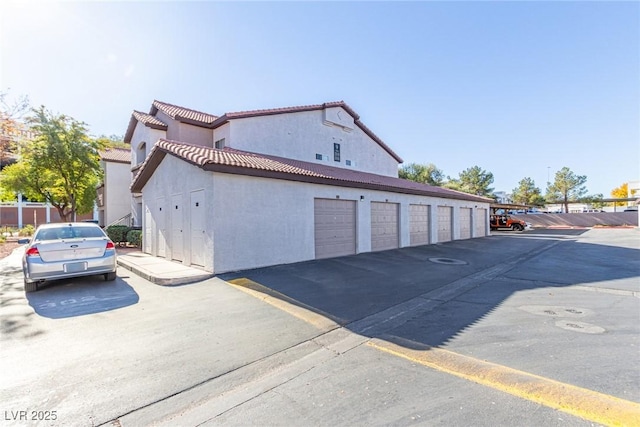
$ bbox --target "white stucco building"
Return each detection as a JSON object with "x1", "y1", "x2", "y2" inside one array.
[
  {"x1": 123, "y1": 100, "x2": 492, "y2": 274},
  {"x1": 97, "y1": 147, "x2": 131, "y2": 227}
]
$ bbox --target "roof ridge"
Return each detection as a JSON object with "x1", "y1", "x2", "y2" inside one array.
[{"x1": 152, "y1": 100, "x2": 218, "y2": 121}]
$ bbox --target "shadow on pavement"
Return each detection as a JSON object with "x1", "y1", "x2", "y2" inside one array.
[
  {"x1": 26, "y1": 276, "x2": 139, "y2": 319},
  {"x1": 220, "y1": 229, "x2": 640, "y2": 350}
]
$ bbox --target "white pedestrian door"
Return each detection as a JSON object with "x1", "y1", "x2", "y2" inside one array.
[
  {"x1": 190, "y1": 190, "x2": 205, "y2": 267},
  {"x1": 144, "y1": 206, "x2": 152, "y2": 254},
  {"x1": 171, "y1": 194, "x2": 183, "y2": 262},
  {"x1": 157, "y1": 197, "x2": 166, "y2": 257}
]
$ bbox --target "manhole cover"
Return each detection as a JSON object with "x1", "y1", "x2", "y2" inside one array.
[
  {"x1": 555, "y1": 320, "x2": 605, "y2": 334},
  {"x1": 428, "y1": 257, "x2": 467, "y2": 265},
  {"x1": 519, "y1": 305, "x2": 592, "y2": 318}
]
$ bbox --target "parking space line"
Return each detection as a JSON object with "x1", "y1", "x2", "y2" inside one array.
[
  {"x1": 369, "y1": 336, "x2": 640, "y2": 427},
  {"x1": 226, "y1": 278, "x2": 343, "y2": 331}
]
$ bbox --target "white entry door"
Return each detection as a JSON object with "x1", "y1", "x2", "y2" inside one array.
[
  {"x1": 171, "y1": 194, "x2": 183, "y2": 262},
  {"x1": 190, "y1": 190, "x2": 205, "y2": 267},
  {"x1": 157, "y1": 197, "x2": 166, "y2": 257},
  {"x1": 144, "y1": 205, "x2": 152, "y2": 254}
]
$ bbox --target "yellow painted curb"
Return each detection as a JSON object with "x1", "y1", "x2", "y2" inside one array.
[
  {"x1": 369, "y1": 337, "x2": 640, "y2": 427},
  {"x1": 227, "y1": 278, "x2": 343, "y2": 331}
]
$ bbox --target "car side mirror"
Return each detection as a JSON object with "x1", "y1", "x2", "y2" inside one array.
[{"x1": 18, "y1": 238, "x2": 30, "y2": 244}]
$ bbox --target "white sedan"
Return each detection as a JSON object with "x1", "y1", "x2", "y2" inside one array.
[{"x1": 19, "y1": 222, "x2": 117, "y2": 292}]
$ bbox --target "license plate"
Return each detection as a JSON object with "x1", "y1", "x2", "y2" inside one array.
[{"x1": 64, "y1": 262, "x2": 87, "y2": 273}]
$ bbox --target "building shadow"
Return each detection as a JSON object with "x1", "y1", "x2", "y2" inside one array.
[{"x1": 219, "y1": 229, "x2": 639, "y2": 351}]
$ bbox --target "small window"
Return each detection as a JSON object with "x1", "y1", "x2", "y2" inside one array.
[
  {"x1": 333, "y1": 143, "x2": 340, "y2": 162},
  {"x1": 316, "y1": 153, "x2": 323, "y2": 160},
  {"x1": 346, "y1": 160, "x2": 352, "y2": 166},
  {"x1": 215, "y1": 138, "x2": 226, "y2": 149}
]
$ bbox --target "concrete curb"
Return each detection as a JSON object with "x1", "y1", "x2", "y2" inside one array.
[{"x1": 117, "y1": 254, "x2": 213, "y2": 286}]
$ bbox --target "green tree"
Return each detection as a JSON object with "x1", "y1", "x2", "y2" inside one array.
[
  {"x1": 546, "y1": 167, "x2": 587, "y2": 213},
  {"x1": 445, "y1": 166, "x2": 494, "y2": 197},
  {"x1": 0, "y1": 90, "x2": 30, "y2": 171},
  {"x1": 611, "y1": 183, "x2": 628, "y2": 206},
  {"x1": 95, "y1": 134, "x2": 127, "y2": 149},
  {"x1": 0, "y1": 106, "x2": 105, "y2": 221},
  {"x1": 398, "y1": 162, "x2": 444, "y2": 186},
  {"x1": 511, "y1": 177, "x2": 544, "y2": 206}
]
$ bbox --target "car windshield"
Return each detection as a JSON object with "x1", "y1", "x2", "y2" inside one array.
[{"x1": 35, "y1": 226, "x2": 106, "y2": 241}]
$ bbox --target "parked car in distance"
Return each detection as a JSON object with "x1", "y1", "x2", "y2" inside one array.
[
  {"x1": 490, "y1": 212, "x2": 527, "y2": 231},
  {"x1": 623, "y1": 207, "x2": 638, "y2": 212},
  {"x1": 18, "y1": 223, "x2": 117, "y2": 292}
]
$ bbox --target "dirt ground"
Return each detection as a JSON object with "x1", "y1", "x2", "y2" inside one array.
[{"x1": 0, "y1": 240, "x2": 21, "y2": 260}]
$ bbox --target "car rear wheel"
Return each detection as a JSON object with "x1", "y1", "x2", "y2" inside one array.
[
  {"x1": 24, "y1": 279, "x2": 38, "y2": 293},
  {"x1": 104, "y1": 272, "x2": 117, "y2": 281}
]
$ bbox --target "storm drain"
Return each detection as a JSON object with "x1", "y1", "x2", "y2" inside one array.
[{"x1": 428, "y1": 257, "x2": 467, "y2": 265}]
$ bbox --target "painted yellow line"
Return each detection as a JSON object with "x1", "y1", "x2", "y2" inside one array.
[
  {"x1": 227, "y1": 278, "x2": 343, "y2": 331},
  {"x1": 369, "y1": 336, "x2": 640, "y2": 427}
]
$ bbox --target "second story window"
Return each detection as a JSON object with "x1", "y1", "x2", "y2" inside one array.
[
  {"x1": 215, "y1": 138, "x2": 226, "y2": 149},
  {"x1": 333, "y1": 143, "x2": 340, "y2": 162}
]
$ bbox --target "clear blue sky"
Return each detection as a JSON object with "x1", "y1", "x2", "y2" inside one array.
[{"x1": 1, "y1": 1, "x2": 638, "y2": 196}]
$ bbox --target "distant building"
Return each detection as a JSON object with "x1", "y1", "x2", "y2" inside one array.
[{"x1": 493, "y1": 191, "x2": 512, "y2": 204}]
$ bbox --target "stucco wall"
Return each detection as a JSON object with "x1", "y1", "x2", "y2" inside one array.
[
  {"x1": 211, "y1": 173, "x2": 490, "y2": 273},
  {"x1": 142, "y1": 155, "x2": 215, "y2": 272},
  {"x1": 103, "y1": 161, "x2": 131, "y2": 226},
  {"x1": 139, "y1": 156, "x2": 491, "y2": 274},
  {"x1": 225, "y1": 107, "x2": 400, "y2": 177},
  {"x1": 130, "y1": 122, "x2": 166, "y2": 166},
  {"x1": 156, "y1": 111, "x2": 213, "y2": 146}
]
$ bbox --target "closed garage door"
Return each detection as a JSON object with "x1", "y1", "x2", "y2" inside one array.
[
  {"x1": 409, "y1": 204, "x2": 430, "y2": 246},
  {"x1": 459, "y1": 207, "x2": 472, "y2": 240},
  {"x1": 314, "y1": 199, "x2": 357, "y2": 259},
  {"x1": 475, "y1": 208, "x2": 487, "y2": 237},
  {"x1": 437, "y1": 206, "x2": 452, "y2": 242},
  {"x1": 371, "y1": 202, "x2": 399, "y2": 251}
]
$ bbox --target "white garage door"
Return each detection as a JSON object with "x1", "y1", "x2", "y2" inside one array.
[
  {"x1": 314, "y1": 199, "x2": 357, "y2": 259},
  {"x1": 459, "y1": 207, "x2": 472, "y2": 240},
  {"x1": 371, "y1": 202, "x2": 399, "y2": 251},
  {"x1": 437, "y1": 206, "x2": 452, "y2": 243},
  {"x1": 409, "y1": 204, "x2": 430, "y2": 246},
  {"x1": 475, "y1": 208, "x2": 487, "y2": 237}
]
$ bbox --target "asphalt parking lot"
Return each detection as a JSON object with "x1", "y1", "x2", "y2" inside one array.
[{"x1": 1, "y1": 228, "x2": 639, "y2": 426}]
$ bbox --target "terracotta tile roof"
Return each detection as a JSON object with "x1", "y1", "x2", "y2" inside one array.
[
  {"x1": 125, "y1": 100, "x2": 401, "y2": 162},
  {"x1": 100, "y1": 147, "x2": 131, "y2": 163},
  {"x1": 131, "y1": 139, "x2": 491, "y2": 204},
  {"x1": 123, "y1": 110, "x2": 168, "y2": 144},
  {"x1": 151, "y1": 100, "x2": 218, "y2": 125},
  {"x1": 132, "y1": 111, "x2": 168, "y2": 129}
]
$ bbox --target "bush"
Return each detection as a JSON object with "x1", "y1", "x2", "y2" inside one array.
[
  {"x1": 19, "y1": 225, "x2": 35, "y2": 237},
  {"x1": 126, "y1": 229, "x2": 142, "y2": 248},
  {"x1": 106, "y1": 225, "x2": 130, "y2": 246},
  {"x1": 0, "y1": 234, "x2": 6, "y2": 243}
]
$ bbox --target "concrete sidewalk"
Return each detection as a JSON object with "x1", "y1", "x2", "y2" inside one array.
[{"x1": 116, "y1": 251, "x2": 213, "y2": 286}]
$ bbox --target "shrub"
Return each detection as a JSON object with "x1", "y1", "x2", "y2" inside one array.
[
  {"x1": 0, "y1": 234, "x2": 6, "y2": 243},
  {"x1": 19, "y1": 225, "x2": 35, "y2": 236},
  {"x1": 126, "y1": 229, "x2": 142, "y2": 248},
  {"x1": 106, "y1": 225, "x2": 130, "y2": 246}
]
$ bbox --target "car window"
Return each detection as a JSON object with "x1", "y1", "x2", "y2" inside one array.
[{"x1": 36, "y1": 226, "x2": 106, "y2": 241}]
